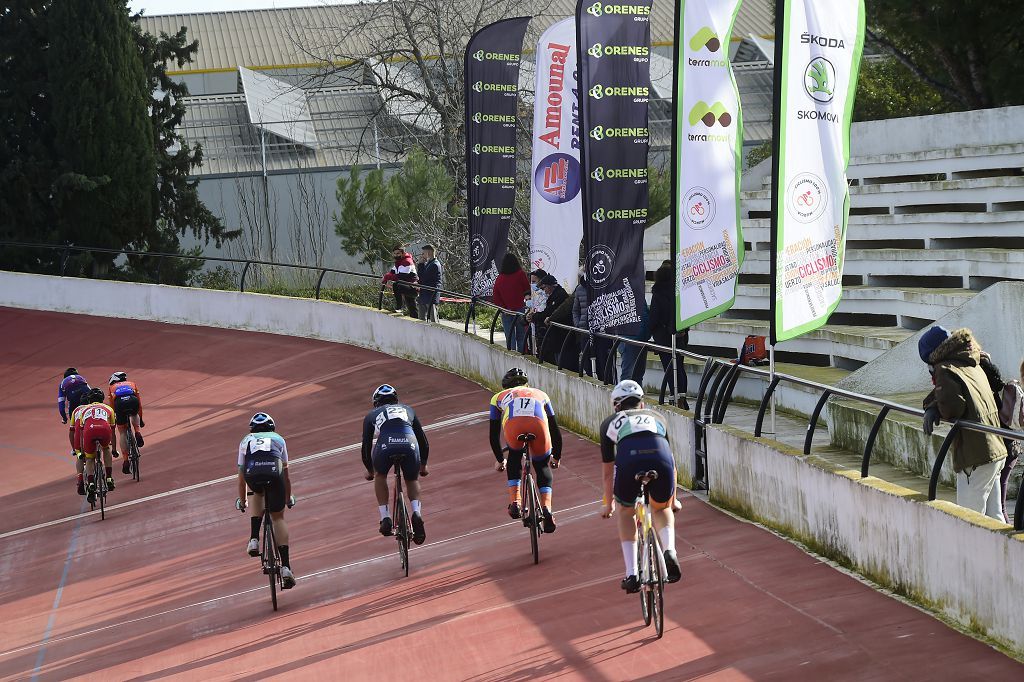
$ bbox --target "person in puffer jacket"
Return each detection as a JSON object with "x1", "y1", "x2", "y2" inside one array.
[
  {"x1": 382, "y1": 245, "x2": 419, "y2": 317},
  {"x1": 919, "y1": 326, "x2": 1007, "y2": 521}
]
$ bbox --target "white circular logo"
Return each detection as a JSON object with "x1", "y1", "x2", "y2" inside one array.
[
  {"x1": 683, "y1": 186, "x2": 715, "y2": 230},
  {"x1": 787, "y1": 173, "x2": 828, "y2": 223},
  {"x1": 586, "y1": 244, "x2": 615, "y2": 289},
  {"x1": 470, "y1": 235, "x2": 489, "y2": 267},
  {"x1": 530, "y1": 245, "x2": 556, "y2": 274}
]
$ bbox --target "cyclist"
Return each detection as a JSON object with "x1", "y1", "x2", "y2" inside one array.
[
  {"x1": 59, "y1": 368, "x2": 93, "y2": 493},
  {"x1": 362, "y1": 384, "x2": 429, "y2": 544},
  {"x1": 72, "y1": 388, "x2": 117, "y2": 504},
  {"x1": 236, "y1": 412, "x2": 296, "y2": 589},
  {"x1": 599, "y1": 380, "x2": 682, "y2": 593},
  {"x1": 488, "y1": 368, "x2": 563, "y2": 532},
  {"x1": 107, "y1": 371, "x2": 145, "y2": 475}
]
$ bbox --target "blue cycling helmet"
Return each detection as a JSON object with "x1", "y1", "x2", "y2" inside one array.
[
  {"x1": 249, "y1": 412, "x2": 276, "y2": 432},
  {"x1": 372, "y1": 384, "x2": 398, "y2": 407}
]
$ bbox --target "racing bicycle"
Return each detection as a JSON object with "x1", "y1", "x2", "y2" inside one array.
[
  {"x1": 635, "y1": 470, "x2": 667, "y2": 638},
  {"x1": 86, "y1": 442, "x2": 108, "y2": 520},
  {"x1": 124, "y1": 425, "x2": 141, "y2": 482},
  {"x1": 240, "y1": 484, "x2": 288, "y2": 611},
  {"x1": 508, "y1": 434, "x2": 544, "y2": 565},
  {"x1": 389, "y1": 453, "x2": 414, "y2": 577}
]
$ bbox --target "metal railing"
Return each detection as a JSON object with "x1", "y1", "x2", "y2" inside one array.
[{"x1": 6, "y1": 240, "x2": 1022, "y2": 529}]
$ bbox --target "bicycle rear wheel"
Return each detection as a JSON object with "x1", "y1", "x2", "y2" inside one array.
[
  {"x1": 264, "y1": 514, "x2": 278, "y2": 611},
  {"x1": 396, "y1": 491, "x2": 410, "y2": 577},
  {"x1": 648, "y1": 528, "x2": 665, "y2": 638},
  {"x1": 638, "y1": 521, "x2": 651, "y2": 626},
  {"x1": 126, "y1": 429, "x2": 140, "y2": 482},
  {"x1": 98, "y1": 468, "x2": 106, "y2": 521},
  {"x1": 526, "y1": 474, "x2": 540, "y2": 565}
]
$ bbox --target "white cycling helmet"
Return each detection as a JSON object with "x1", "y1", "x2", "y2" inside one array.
[
  {"x1": 109, "y1": 371, "x2": 127, "y2": 385},
  {"x1": 611, "y1": 380, "x2": 644, "y2": 410}
]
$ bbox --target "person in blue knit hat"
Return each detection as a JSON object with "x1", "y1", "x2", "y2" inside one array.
[{"x1": 919, "y1": 326, "x2": 1007, "y2": 521}]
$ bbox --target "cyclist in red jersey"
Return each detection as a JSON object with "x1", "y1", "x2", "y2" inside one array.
[{"x1": 72, "y1": 388, "x2": 117, "y2": 504}]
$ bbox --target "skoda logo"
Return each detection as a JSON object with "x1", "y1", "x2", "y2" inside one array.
[
  {"x1": 588, "y1": 43, "x2": 603, "y2": 58},
  {"x1": 589, "y1": 84, "x2": 604, "y2": 100},
  {"x1": 592, "y1": 207, "x2": 606, "y2": 223},
  {"x1": 591, "y1": 166, "x2": 605, "y2": 182},
  {"x1": 472, "y1": 81, "x2": 483, "y2": 93},
  {"x1": 587, "y1": 2, "x2": 603, "y2": 16},
  {"x1": 589, "y1": 125, "x2": 604, "y2": 141},
  {"x1": 804, "y1": 57, "x2": 836, "y2": 104},
  {"x1": 473, "y1": 49, "x2": 485, "y2": 62},
  {"x1": 586, "y1": 244, "x2": 615, "y2": 288}
]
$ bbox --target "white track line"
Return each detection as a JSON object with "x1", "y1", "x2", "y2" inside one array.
[
  {"x1": 0, "y1": 499, "x2": 599, "y2": 660},
  {"x1": 0, "y1": 411, "x2": 488, "y2": 541}
]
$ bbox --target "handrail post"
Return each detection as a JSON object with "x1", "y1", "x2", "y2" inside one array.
[
  {"x1": 464, "y1": 296, "x2": 477, "y2": 333},
  {"x1": 556, "y1": 328, "x2": 575, "y2": 370},
  {"x1": 577, "y1": 333, "x2": 591, "y2": 377},
  {"x1": 754, "y1": 375, "x2": 783, "y2": 437},
  {"x1": 803, "y1": 389, "x2": 833, "y2": 454},
  {"x1": 239, "y1": 261, "x2": 251, "y2": 293},
  {"x1": 861, "y1": 406, "x2": 891, "y2": 477},
  {"x1": 712, "y1": 363, "x2": 742, "y2": 424},
  {"x1": 60, "y1": 247, "x2": 70, "y2": 276},
  {"x1": 703, "y1": 364, "x2": 729, "y2": 423},
  {"x1": 603, "y1": 339, "x2": 620, "y2": 385},
  {"x1": 315, "y1": 269, "x2": 329, "y2": 300},
  {"x1": 489, "y1": 309, "x2": 501, "y2": 345},
  {"x1": 928, "y1": 422, "x2": 960, "y2": 501}
]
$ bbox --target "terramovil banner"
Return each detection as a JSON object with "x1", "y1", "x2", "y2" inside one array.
[
  {"x1": 673, "y1": 0, "x2": 744, "y2": 331},
  {"x1": 770, "y1": 0, "x2": 864, "y2": 343},
  {"x1": 465, "y1": 17, "x2": 531, "y2": 297},
  {"x1": 577, "y1": 0, "x2": 653, "y2": 335},
  {"x1": 530, "y1": 18, "x2": 582, "y2": 291}
]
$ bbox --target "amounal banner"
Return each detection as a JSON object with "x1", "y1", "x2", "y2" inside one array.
[
  {"x1": 673, "y1": 0, "x2": 744, "y2": 331},
  {"x1": 530, "y1": 18, "x2": 583, "y2": 291},
  {"x1": 465, "y1": 17, "x2": 531, "y2": 297},
  {"x1": 770, "y1": 0, "x2": 864, "y2": 343},
  {"x1": 577, "y1": 0, "x2": 653, "y2": 335}
]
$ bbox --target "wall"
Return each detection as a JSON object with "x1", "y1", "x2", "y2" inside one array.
[{"x1": 2, "y1": 270, "x2": 1022, "y2": 655}]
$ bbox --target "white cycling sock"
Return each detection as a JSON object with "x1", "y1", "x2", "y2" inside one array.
[
  {"x1": 621, "y1": 540, "x2": 638, "y2": 577},
  {"x1": 378, "y1": 505, "x2": 390, "y2": 520},
  {"x1": 411, "y1": 500, "x2": 422, "y2": 515},
  {"x1": 659, "y1": 525, "x2": 676, "y2": 553}
]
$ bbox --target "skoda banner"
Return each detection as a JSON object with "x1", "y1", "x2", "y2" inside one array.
[
  {"x1": 770, "y1": 0, "x2": 864, "y2": 343},
  {"x1": 465, "y1": 17, "x2": 531, "y2": 297},
  {"x1": 673, "y1": 0, "x2": 744, "y2": 332},
  {"x1": 530, "y1": 18, "x2": 582, "y2": 291},
  {"x1": 577, "y1": 0, "x2": 653, "y2": 336}
]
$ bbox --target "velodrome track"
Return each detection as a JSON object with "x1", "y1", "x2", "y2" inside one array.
[{"x1": 0, "y1": 307, "x2": 1019, "y2": 680}]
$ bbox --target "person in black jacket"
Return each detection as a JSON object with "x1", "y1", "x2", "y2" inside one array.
[
  {"x1": 648, "y1": 263, "x2": 688, "y2": 407},
  {"x1": 415, "y1": 244, "x2": 442, "y2": 322}
]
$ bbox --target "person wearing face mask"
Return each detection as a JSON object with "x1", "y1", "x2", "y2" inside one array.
[{"x1": 525, "y1": 269, "x2": 549, "y2": 354}]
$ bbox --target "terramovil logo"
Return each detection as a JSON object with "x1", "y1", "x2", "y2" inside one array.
[
  {"x1": 470, "y1": 234, "x2": 489, "y2": 266},
  {"x1": 688, "y1": 101, "x2": 732, "y2": 127},
  {"x1": 804, "y1": 57, "x2": 835, "y2": 104},
  {"x1": 586, "y1": 244, "x2": 615, "y2": 288},
  {"x1": 534, "y1": 153, "x2": 581, "y2": 204},
  {"x1": 688, "y1": 26, "x2": 721, "y2": 53},
  {"x1": 472, "y1": 81, "x2": 483, "y2": 93},
  {"x1": 682, "y1": 186, "x2": 715, "y2": 230},
  {"x1": 588, "y1": 43, "x2": 603, "y2": 58},
  {"x1": 787, "y1": 172, "x2": 829, "y2": 223}
]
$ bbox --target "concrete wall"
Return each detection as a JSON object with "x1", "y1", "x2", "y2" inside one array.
[{"x1": 2, "y1": 270, "x2": 1023, "y2": 655}]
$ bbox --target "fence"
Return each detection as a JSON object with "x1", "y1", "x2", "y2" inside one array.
[{"x1": 4, "y1": 241, "x2": 1022, "y2": 528}]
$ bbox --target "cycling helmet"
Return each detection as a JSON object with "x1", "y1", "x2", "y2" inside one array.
[
  {"x1": 501, "y1": 367, "x2": 529, "y2": 389},
  {"x1": 64, "y1": 368, "x2": 78, "y2": 378},
  {"x1": 249, "y1": 412, "x2": 276, "y2": 432},
  {"x1": 89, "y1": 388, "x2": 105, "y2": 403},
  {"x1": 611, "y1": 380, "x2": 644, "y2": 410},
  {"x1": 109, "y1": 371, "x2": 127, "y2": 385},
  {"x1": 372, "y1": 384, "x2": 398, "y2": 407}
]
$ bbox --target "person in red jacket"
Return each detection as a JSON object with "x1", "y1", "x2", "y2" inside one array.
[
  {"x1": 382, "y1": 245, "x2": 419, "y2": 317},
  {"x1": 492, "y1": 253, "x2": 530, "y2": 352}
]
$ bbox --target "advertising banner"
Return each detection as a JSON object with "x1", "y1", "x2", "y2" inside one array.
[
  {"x1": 465, "y1": 17, "x2": 531, "y2": 297},
  {"x1": 530, "y1": 18, "x2": 583, "y2": 291},
  {"x1": 770, "y1": 0, "x2": 865, "y2": 343},
  {"x1": 673, "y1": 0, "x2": 744, "y2": 331},
  {"x1": 577, "y1": 0, "x2": 653, "y2": 336}
]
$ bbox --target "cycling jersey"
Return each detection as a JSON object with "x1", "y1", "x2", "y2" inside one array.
[
  {"x1": 73, "y1": 402, "x2": 116, "y2": 457},
  {"x1": 108, "y1": 380, "x2": 143, "y2": 423},
  {"x1": 239, "y1": 431, "x2": 288, "y2": 512},
  {"x1": 58, "y1": 374, "x2": 91, "y2": 421},
  {"x1": 489, "y1": 387, "x2": 558, "y2": 458},
  {"x1": 237, "y1": 432, "x2": 288, "y2": 467},
  {"x1": 599, "y1": 409, "x2": 674, "y2": 505},
  {"x1": 362, "y1": 403, "x2": 429, "y2": 480}
]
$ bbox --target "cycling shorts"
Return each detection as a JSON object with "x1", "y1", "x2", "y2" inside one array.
[
  {"x1": 612, "y1": 434, "x2": 675, "y2": 506},
  {"x1": 113, "y1": 395, "x2": 140, "y2": 426},
  {"x1": 81, "y1": 420, "x2": 113, "y2": 458},
  {"x1": 372, "y1": 434, "x2": 420, "y2": 481},
  {"x1": 244, "y1": 452, "x2": 286, "y2": 513},
  {"x1": 503, "y1": 416, "x2": 550, "y2": 457}
]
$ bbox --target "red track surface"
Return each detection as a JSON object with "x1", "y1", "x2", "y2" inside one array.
[{"x1": 0, "y1": 307, "x2": 1019, "y2": 680}]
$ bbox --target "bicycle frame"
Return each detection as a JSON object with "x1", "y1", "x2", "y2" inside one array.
[{"x1": 390, "y1": 454, "x2": 412, "y2": 576}]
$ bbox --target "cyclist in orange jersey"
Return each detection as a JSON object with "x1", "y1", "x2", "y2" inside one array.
[{"x1": 107, "y1": 371, "x2": 145, "y2": 475}]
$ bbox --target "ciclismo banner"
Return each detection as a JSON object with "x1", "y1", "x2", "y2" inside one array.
[
  {"x1": 770, "y1": 0, "x2": 865, "y2": 343},
  {"x1": 673, "y1": 0, "x2": 744, "y2": 332},
  {"x1": 576, "y1": 0, "x2": 653, "y2": 336},
  {"x1": 465, "y1": 17, "x2": 531, "y2": 297},
  {"x1": 530, "y1": 18, "x2": 583, "y2": 292}
]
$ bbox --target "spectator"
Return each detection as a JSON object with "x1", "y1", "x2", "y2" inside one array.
[
  {"x1": 492, "y1": 253, "x2": 530, "y2": 352},
  {"x1": 382, "y1": 244, "x2": 418, "y2": 317},
  {"x1": 919, "y1": 326, "x2": 1007, "y2": 521},
  {"x1": 620, "y1": 295, "x2": 650, "y2": 386},
  {"x1": 525, "y1": 268, "x2": 549, "y2": 352},
  {"x1": 649, "y1": 262, "x2": 688, "y2": 406},
  {"x1": 542, "y1": 288, "x2": 579, "y2": 371},
  {"x1": 571, "y1": 271, "x2": 592, "y2": 375},
  {"x1": 415, "y1": 244, "x2": 442, "y2": 322}
]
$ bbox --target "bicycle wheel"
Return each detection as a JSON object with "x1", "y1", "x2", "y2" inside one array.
[
  {"x1": 638, "y1": 520, "x2": 651, "y2": 626},
  {"x1": 396, "y1": 492, "x2": 410, "y2": 577},
  {"x1": 126, "y1": 429, "x2": 140, "y2": 482},
  {"x1": 648, "y1": 527, "x2": 665, "y2": 639},
  {"x1": 264, "y1": 514, "x2": 278, "y2": 611},
  {"x1": 98, "y1": 469, "x2": 106, "y2": 521},
  {"x1": 526, "y1": 474, "x2": 540, "y2": 565}
]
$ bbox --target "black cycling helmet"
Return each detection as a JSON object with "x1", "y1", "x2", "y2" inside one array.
[
  {"x1": 372, "y1": 384, "x2": 398, "y2": 407},
  {"x1": 89, "y1": 388, "x2": 105, "y2": 403},
  {"x1": 249, "y1": 412, "x2": 276, "y2": 432},
  {"x1": 501, "y1": 367, "x2": 528, "y2": 389},
  {"x1": 64, "y1": 368, "x2": 78, "y2": 378}
]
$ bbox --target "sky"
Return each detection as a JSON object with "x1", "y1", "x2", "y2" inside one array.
[{"x1": 129, "y1": 0, "x2": 354, "y2": 16}]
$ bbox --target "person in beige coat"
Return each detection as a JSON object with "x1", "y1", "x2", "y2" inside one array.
[{"x1": 919, "y1": 326, "x2": 1007, "y2": 521}]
